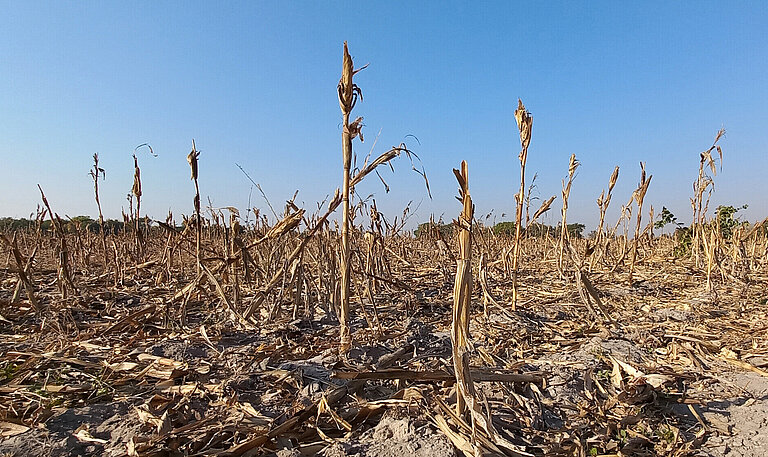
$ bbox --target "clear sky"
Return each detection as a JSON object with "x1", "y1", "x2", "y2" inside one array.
[{"x1": 1, "y1": 2, "x2": 767, "y2": 230}]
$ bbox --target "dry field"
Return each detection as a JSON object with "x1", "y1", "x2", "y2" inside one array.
[{"x1": 2, "y1": 44, "x2": 768, "y2": 457}]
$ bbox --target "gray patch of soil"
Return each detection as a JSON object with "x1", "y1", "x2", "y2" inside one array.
[
  {"x1": 319, "y1": 414, "x2": 455, "y2": 457},
  {"x1": 652, "y1": 307, "x2": 695, "y2": 323},
  {"x1": 540, "y1": 337, "x2": 649, "y2": 405},
  {"x1": 696, "y1": 371, "x2": 768, "y2": 457},
  {"x1": 0, "y1": 401, "x2": 141, "y2": 457},
  {"x1": 149, "y1": 338, "x2": 211, "y2": 361}
]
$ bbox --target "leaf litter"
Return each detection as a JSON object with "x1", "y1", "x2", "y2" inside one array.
[{"x1": 1, "y1": 228, "x2": 767, "y2": 457}]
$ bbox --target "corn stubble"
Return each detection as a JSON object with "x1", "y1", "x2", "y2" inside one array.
[
  {"x1": 2, "y1": 45, "x2": 766, "y2": 457},
  {"x1": 511, "y1": 99, "x2": 532, "y2": 309},
  {"x1": 338, "y1": 41, "x2": 362, "y2": 354}
]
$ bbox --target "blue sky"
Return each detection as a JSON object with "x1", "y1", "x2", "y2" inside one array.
[{"x1": 1, "y1": 2, "x2": 767, "y2": 230}]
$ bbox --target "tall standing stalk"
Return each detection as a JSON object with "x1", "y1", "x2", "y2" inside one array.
[
  {"x1": 89, "y1": 153, "x2": 108, "y2": 274},
  {"x1": 131, "y1": 154, "x2": 143, "y2": 261},
  {"x1": 691, "y1": 129, "x2": 725, "y2": 267},
  {"x1": 337, "y1": 42, "x2": 364, "y2": 353},
  {"x1": 524, "y1": 173, "x2": 539, "y2": 228},
  {"x1": 38, "y1": 185, "x2": 79, "y2": 300},
  {"x1": 558, "y1": 154, "x2": 579, "y2": 277},
  {"x1": 188, "y1": 140, "x2": 201, "y2": 276},
  {"x1": 131, "y1": 144, "x2": 156, "y2": 263},
  {"x1": 511, "y1": 100, "x2": 532, "y2": 309},
  {"x1": 596, "y1": 166, "x2": 620, "y2": 248},
  {"x1": 628, "y1": 162, "x2": 652, "y2": 285},
  {"x1": 591, "y1": 166, "x2": 619, "y2": 270},
  {"x1": 451, "y1": 160, "x2": 474, "y2": 417}
]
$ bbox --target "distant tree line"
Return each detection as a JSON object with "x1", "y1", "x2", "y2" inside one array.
[
  {"x1": 415, "y1": 208, "x2": 766, "y2": 243},
  {"x1": 654, "y1": 204, "x2": 760, "y2": 240},
  {"x1": 0, "y1": 216, "x2": 127, "y2": 234},
  {"x1": 532, "y1": 222, "x2": 585, "y2": 239},
  {"x1": 659, "y1": 204, "x2": 763, "y2": 256},
  {"x1": 0, "y1": 215, "x2": 250, "y2": 235},
  {"x1": 415, "y1": 220, "x2": 586, "y2": 239},
  {"x1": 492, "y1": 221, "x2": 585, "y2": 238},
  {"x1": 413, "y1": 222, "x2": 453, "y2": 238}
]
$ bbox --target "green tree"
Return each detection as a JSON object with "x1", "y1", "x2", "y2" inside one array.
[
  {"x1": 716, "y1": 204, "x2": 748, "y2": 239},
  {"x1": 415, "y1": 222, "x2": 453, "y2": 238},
  {"x1": 69, "y1": 215, "x2": 95, "y2": 231},
  {"x1": 492, "y1": 221, "x2": 518, "y2": 236},
  {"x1": 497, "y1": 222, "x2": 583, "y2": 238},
  {"x1": 566, "y1": 223, "x2": 585, "y2": 239},
  {"x1": 654, "y1": 206, "x2": 680, "y2": 233},
  {"x1": 525, "y1": 222, "x2": 556, "y2": 238}
]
